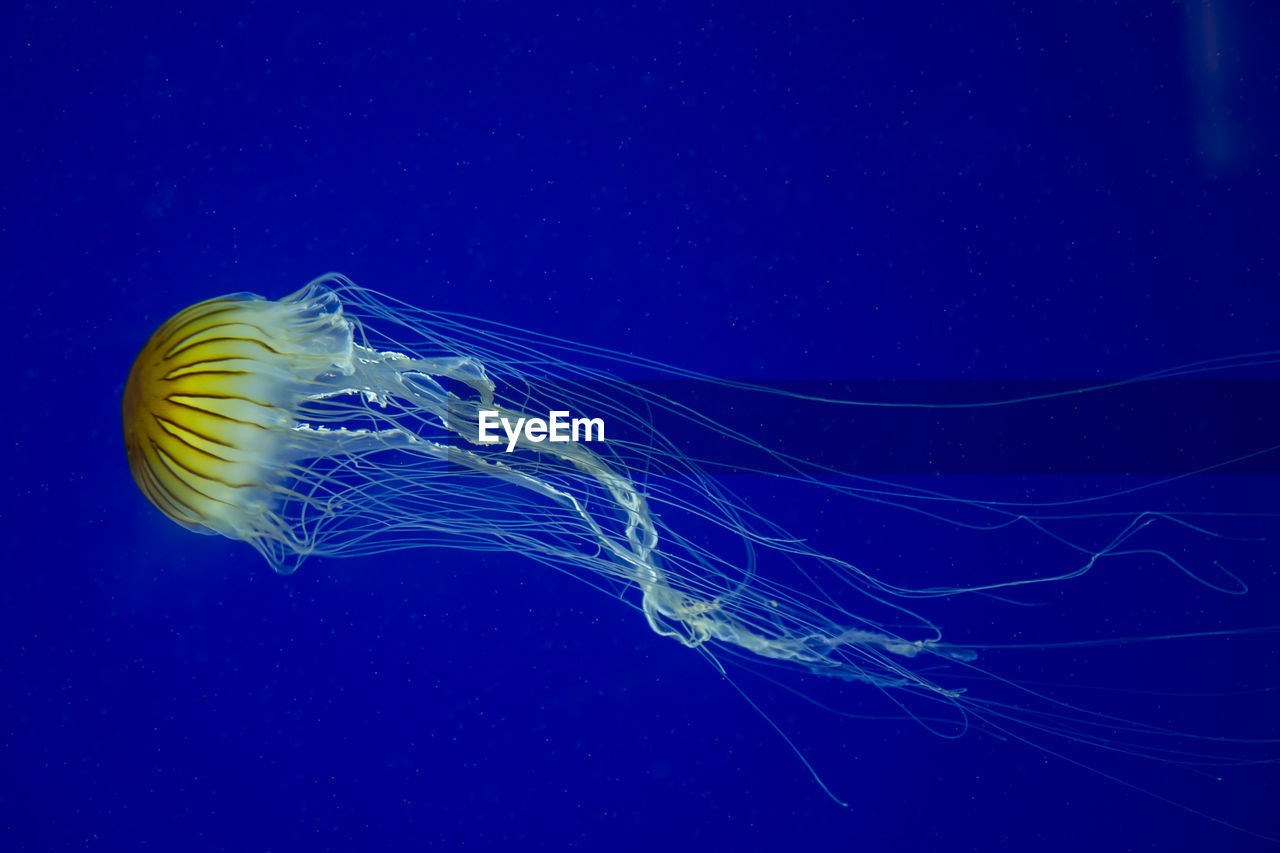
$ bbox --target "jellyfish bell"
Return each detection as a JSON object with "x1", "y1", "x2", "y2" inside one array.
[
  {"x1": 122, "y1": 273, "x2": 1279, "y2": 834},
  {"x1": 121, "y1": 282, "x2": 497, "y2": 567},
  {"x1": 122, "y1": 288, "x2": 353, "y2": 542}
]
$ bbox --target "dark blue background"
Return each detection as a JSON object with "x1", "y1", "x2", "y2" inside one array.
[{"x1": 3, "y1": 2, "x2": 1278, "y2": 851}]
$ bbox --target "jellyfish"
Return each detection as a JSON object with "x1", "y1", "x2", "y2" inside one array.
[
  {"x1": 121, "y1": 273, "x2": 1278, "y2": 827},
  {"x1": 121, "y1": 274, "x2": 968, "y2": 666}
]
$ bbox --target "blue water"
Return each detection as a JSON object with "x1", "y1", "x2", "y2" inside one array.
[{"x1": 4, "y1": 3, "x2": 1278, "y2": 851}]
